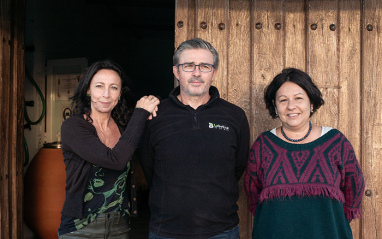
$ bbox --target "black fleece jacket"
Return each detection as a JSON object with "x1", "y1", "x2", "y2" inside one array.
[{"x1": 139, "y1": 86, "x2": 250, "y2": 239}]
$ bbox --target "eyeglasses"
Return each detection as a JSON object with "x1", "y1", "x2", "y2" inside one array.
[{"x1": 178, "y1": 63, "x2": 214, "y2": 73}]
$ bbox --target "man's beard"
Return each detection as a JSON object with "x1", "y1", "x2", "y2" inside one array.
[{"x1": 181, "y1": 77, "x2": 209, "y2": 97}]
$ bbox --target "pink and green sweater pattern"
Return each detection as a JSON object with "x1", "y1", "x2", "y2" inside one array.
[{"x1": 244, "y1": 129, "x2": 365, "y2": 221}]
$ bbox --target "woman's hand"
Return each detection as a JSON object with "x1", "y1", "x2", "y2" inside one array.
[{"x1": 136, "y1": 95, "x2": 160, "y2": 120}]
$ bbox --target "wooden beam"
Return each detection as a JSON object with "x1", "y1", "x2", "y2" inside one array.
[{"x1": 0, "y1": 0, "x2": 25, "y2": 238}]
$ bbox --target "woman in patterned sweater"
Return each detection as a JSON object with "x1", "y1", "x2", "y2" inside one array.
[{"x1": 244, "y1": 68, "x2": 364, "y2": 239}]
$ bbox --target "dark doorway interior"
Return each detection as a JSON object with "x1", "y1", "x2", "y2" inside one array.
[
  {"x1": 131, "y1": 157, "x2": 152, "y2": 238},
  {"x1": 26, "y1": 0, "x2": 175, "y2": 100}
]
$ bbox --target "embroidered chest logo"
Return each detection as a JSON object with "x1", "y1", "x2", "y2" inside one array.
[{"x1": 209, "y1": 122, "x2": 229, "y2": 131}]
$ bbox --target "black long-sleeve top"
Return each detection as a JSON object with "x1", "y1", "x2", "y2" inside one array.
[
  {"x1": 139, "y1": 86, "x2": 250, "y2": 239},
  {"x1": 60, "y1": 108, "x2": 150, "y2": 218}
]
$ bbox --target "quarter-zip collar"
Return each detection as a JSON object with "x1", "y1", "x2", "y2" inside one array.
[{"x1": 169, "y1": 86, "x2": 220, "y2": 110}]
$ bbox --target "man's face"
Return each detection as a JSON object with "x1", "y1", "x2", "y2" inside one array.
[{"x1": 173, "y1": 48, "x2": 217, "y2": 98}]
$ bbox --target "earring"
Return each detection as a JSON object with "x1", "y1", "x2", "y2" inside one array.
[
  {"x1": 118, "y1": 97, "x2": 121, "y2": 101},
  {"x1": 311, "y1": 107, "x2": 314, "y2": 113},
  {"x1": 87, "y1": 93, "x2": 91, "y2": 97},
  {"x1": 275, "y1": 108, "x2": 278, "y2": 118}
]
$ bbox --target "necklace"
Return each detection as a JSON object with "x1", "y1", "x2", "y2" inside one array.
[{"x1": 281, "y1": 121, "x2": 312, "y2": 142}]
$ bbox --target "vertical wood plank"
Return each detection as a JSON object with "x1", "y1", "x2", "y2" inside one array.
[
  {"x1": 306, "y1": 0, "x2": 339, "y2": 129},
  {"x1": 228, "y1": 1, "x2": 252, "y2": 237},
  {"x1": 175, "y1": 0, "x2": 191, "y2": 86},
  {"x1": 285, "y1": 0, "x2": 306, "y2": 69},
  {"x1": 362, "y1": 0, "x2": 382, "y2": 238},
  {"x1": 12, "y1": 0, "x2": 26, "y2": 237},
  {"x1": 187, "y1": 0, "x2": 196, "y2": 40},
  {"x1": 0, "y1": 0, "x2": 25, "y2": 238},
  {"x1": 307, "y1": 0, "x2": 339, "y2": 86},
  {"x1": 339, "y1": 0, "x2": 362, "y2": 238},
  {"x1": 251, "y1": 0, "x2": 284, "y2": 141},
  {"x1": 0, "y1": 0, "x2": 12, "y2": 237},
  {"x1": 195, "y1": 0, "x2": 229, "y2": 99},
  {"x1": 175, "y1": 0, "x2": 190, "y2": 50},
  {"x1": 174, "y1": 0, "x2": 198, "y2": 47},
  {"x1": 228, "y1": 0, "x2": 252, "y2": 114}
]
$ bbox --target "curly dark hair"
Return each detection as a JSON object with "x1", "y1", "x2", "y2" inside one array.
[
  {"x1": 264, "y1": 68, "x2": 325, "y2": 119},
  {"x1": 70, "y1": 59, "x2": 135, "y2": 127}
]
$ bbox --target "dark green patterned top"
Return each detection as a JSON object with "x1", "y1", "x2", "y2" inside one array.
[{"x1": 58, "y1": 161, "x2": 134, "y2": 235}]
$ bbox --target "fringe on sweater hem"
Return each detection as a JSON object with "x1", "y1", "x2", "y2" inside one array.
[
  {"x1": 344, "y1": 206, "x2": 362, "y2": 221},
  {"x1": 259, "y1": 184, "x2": 345, "y2": 204}
]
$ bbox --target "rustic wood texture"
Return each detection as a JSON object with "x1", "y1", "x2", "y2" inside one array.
[
  {"x1": 175, "y1": 0, "x2": 191, "y2": 53},
  {"x1": 339, "y1": 0, "x2": 362, "y2": 237},
  {"x1": 251, "y1": 0, "x2": 284, "y2": 140},
  {"x1": 307, "y1": 0, "x2": 339, "y2": 129},
  {"x1": 362, "y1": 0, "x2": 382, "y2": 238},
  {"x1": 228, "y1": 1, "x2": 252, "y2": 238},
  {"x1": 13, "y1": 0, "x2": 26, "y2": 238},
  {"x1": 0, "y1": 0, "x2": 25, "y2": 238},
  {"x1": 174, "y1": 0, "x2": 190, "y2": 86},
  {"x1": 285, "y1": 0, "x2": 306, "y2": 70},
  {"x1": 0, "y1": 0, "x2": 12, "y2": 237},
  {"x1": 174, "y1": 1, "x2": 380, "y2": 238},
  {"x1": 196, "y1": 0, "x2": 230, "y2": 99}
]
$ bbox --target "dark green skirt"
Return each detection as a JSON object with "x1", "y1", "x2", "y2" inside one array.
[{"x1": 252, "y1": 197, "x2": 353, "y2": 239}]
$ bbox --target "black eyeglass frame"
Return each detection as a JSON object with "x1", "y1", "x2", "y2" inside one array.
[{"x1": 177, "y1": 63, "x2": 215, "y2": 73}]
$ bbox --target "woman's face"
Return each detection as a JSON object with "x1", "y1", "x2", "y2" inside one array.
[
  {"x1": 87, "y1": 69, "x2": 122, "y2": 115},
  {"x1": 274, "y1": 81, "x2": 312, "y2": 130}
]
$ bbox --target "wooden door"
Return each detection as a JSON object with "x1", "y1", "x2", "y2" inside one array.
[{"x1": 175, "y1": 0, "x2": 381, "y2": 238}]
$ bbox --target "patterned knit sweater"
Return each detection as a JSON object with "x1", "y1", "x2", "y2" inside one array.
[{"x1": 244, "y1": 129, "x2": 364, "y2": 222}]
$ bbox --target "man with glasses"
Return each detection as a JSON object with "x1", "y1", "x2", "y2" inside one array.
[{"x1": 139, "y1": 38, "x2": 249, "y2": 239}]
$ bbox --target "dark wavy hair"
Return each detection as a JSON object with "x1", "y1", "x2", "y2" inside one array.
[
  {"x1": 70, "y1": 59, "x2": 135, "y2": 127},
  {"x1": 264, "y1": 68, "x2": 325, "y2": 119}
]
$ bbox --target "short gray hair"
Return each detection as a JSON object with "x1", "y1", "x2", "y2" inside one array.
[{"x1": 173, "y1": 38, "x2": 219, "y2": 69}]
